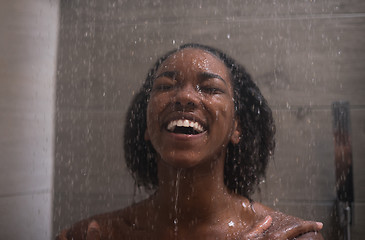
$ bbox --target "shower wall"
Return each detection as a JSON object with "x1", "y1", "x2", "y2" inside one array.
[
  {"x1": 54, "y1": 0, "x2": 365, "y2": 239},
  {"x1": 0, "y1": 0, "x2": 59, "y2": 239}
]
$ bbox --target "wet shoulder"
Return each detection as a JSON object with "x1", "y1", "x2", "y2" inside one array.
[{"x1": 56, "y1": 200, "x2": 150, "y2": 240}]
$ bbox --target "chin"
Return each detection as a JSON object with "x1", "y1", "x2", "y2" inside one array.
[{"x1": 160, "y1": 151, "x2": 205, "y2": 169}]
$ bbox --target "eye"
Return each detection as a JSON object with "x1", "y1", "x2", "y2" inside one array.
[
  {"x1": 198, "y1": 86, "x2": 224, "y2": 94},
  {"x1": 153, "y1": 84, "x2": 174, "y2": 92},
  {"x1": 152, "y1": 76, "x2": 176, "y2": 92}
]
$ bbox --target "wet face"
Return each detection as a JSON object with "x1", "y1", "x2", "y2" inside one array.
[{"x1": 145, "y1": 48, "x2": 240, "y2": 169}]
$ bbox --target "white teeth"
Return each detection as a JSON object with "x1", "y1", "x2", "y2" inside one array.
[
  {"x1": 167, "y1": 121, "x2": 175, "y2": 131},
  {"x1": 166, "y1": 119, "x2": 205, "y2": 133},
  {"x1": 183, "y1": 120, "x2": 189, "y2": 127}
]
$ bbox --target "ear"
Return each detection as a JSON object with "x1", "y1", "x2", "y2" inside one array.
[
  {"x1": 144, "y1": 128, "x2": 150, "y2": 141},
  {"x1": 230, "y1": 119, "x2": 241, "y2": 145}
]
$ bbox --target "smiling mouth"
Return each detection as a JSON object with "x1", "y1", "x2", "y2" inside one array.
[{"x1": 166, "y1": 119, "x2": 206, "y2": 135}]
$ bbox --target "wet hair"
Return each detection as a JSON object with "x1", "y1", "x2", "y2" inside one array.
[{"x1": 124, "y1": 43, "x2": 275, "y2": 197}]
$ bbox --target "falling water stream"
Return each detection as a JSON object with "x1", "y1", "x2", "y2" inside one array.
[{"x1": 173, "y1": 169, "x2": 182, "y2": 237}]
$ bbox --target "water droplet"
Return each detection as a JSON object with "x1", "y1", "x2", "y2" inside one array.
[
  {"x1": 286, "y1": 102, "x2": 291, "y2": 109},
  {"x1": 227, "y1": 34, "x2": 230, "y2": 39}
]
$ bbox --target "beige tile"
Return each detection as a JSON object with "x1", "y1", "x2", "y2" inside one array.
[
  {"x1": 54, "y1": 110, "x2": 129, "y2": 194},
  {"x1": 0, "y1": 192, "x2": 52, "y2": 240},
  {"x1": 254, "y1": 109, "x2": 336, "y2": 201},
  {"x1": 0, "y1": 110, "x2": 54, "y2": 194},
  {"x1": 0, "y1": 2, "x2": 58, "y2": 240},
  {"x1": 0, "y1": 0, "x2": 57, "y2": 196}
]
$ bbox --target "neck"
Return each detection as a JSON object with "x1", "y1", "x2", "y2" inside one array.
[{"x1": 152, "y1": 156, "x2": 237, "y2": 228}]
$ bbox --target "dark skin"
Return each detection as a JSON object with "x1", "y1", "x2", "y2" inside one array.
[{"x1": 57, "y1": 48, "x2": 324, "y2": 240}]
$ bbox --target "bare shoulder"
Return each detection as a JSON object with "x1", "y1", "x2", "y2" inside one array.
[
  {"x1": 56, "y1": 209, "x2": 128, "y2": 240},
  {"x1": 251, "y1": 202, "x2": 324, "y2": 239},
  {"x1": 56, "y1": 200, "x2": 150, "y2": 240}
]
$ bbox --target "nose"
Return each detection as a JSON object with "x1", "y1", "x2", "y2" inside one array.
[{"x1": 173, "y1": 84, "x2": 199, "y2": 110}]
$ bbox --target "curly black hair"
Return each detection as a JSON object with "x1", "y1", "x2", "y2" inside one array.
[{"x1": 124, "y1": 43, "x2": 275, "y2": 197}]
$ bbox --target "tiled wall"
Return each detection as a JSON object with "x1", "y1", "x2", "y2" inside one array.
[
  {"x1": 54, "y1": 0, "x2": 365, "y2": 239},
  {"x1": 0, "y1": 0, "x2": 59, "y2": 239}
]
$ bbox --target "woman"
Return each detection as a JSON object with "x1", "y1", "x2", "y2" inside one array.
[{"x1": 58, "y1": 43, "x2": 324, "y2": 239}]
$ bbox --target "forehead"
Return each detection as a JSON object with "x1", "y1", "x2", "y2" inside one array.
[{"x1": 157, "y1": 48, "x2": 229, "y2": 77}]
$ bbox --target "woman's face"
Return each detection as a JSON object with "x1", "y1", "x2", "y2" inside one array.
[{"x1": 145, "y1": 48, "x2": 240, "y2": 168}]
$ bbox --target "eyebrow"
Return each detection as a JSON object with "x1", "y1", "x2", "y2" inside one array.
[
  {"x1": 155, "y1": 71, "x2": 227, "y2": 86},
  {"x1": 155, "y1": 71, "x2": 177, "y2": 79},
  {"x1": 200, "y1": 72, "x2": 227, "y2": 86}
]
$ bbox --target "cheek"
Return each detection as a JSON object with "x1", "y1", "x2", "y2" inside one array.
[
  {"x1": 209, "y1": 97, "x2": 236, "y2": 133},
  {"x1": 146, "y1": 104, "x2": 158, "y2": 131},
  {"x1": 148, "y1": 93, "x2": 169, "y2": 111},
  {"x1": 146, "y1": 94, "x2": 168, "y2": 129},
  {"x1": 208, "y1": 96, "x2": 235, "y2": 119}
]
